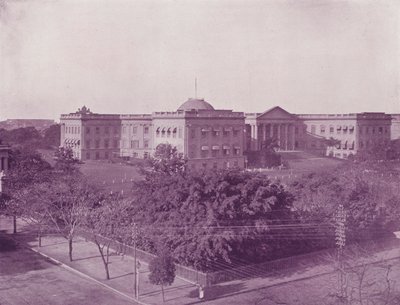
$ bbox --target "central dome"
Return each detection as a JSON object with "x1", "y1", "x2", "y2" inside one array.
[{"x1": 177, "y1": 98, "x2": 215, "y2": 111}]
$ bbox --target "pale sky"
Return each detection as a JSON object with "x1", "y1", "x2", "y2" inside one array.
[{"x1": 0, "y1": 0, "x2": 399, "y2": 121}]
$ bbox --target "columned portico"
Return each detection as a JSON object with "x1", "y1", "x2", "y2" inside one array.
[{"x1": 245, "y1": 106, "x2": 299, "y2": 152}]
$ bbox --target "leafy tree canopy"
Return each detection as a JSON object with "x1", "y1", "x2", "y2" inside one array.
[
  {"x1": 145, "y1": 143, "x2": 187, "y2": 175},
  {"x1": 132, "y1": 169, "x2": 294, "y2": 271},
  {"x1": 54, "y1": 147, "x2": 80, "y2": 174}
]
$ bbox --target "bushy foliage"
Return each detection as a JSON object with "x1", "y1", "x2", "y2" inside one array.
[
  {"x1": 54, "y1": 147, "x2": 79, "y2": 173},
  {"x1": 132, "y1": 169, "x2": 295, "y2": 271},
  {"x1": 291, "y1": 162, "x2": 400, "y2": 244},
  {"x1": 145, "y1": 143, "x2": 187, "y2": 175}
]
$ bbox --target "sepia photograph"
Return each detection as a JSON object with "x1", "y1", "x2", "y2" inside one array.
[{"x1": 1, "y1": 0, "x2": 400, "y2": 304}]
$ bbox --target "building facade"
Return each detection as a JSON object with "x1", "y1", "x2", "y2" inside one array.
[
  {"x1": 60, "y1": 99, "x2": 246, "y2": 170},
  {"x1": 245, "y1": 107, "x2": 392, "y2": 159},
  {"x1": 61, "y1": 103, "x2": 394, "y2": 167}
]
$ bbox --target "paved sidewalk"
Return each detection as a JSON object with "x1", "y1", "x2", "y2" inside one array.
[{"x1": 2, "y1": 217, "x2": 400, "y2": 305}]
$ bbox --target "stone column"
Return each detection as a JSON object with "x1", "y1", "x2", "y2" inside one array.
[
  {"x1": 270, "y1": 123, "x2": 274, "y2": 138},
  {"x1": 277, "y1": 124, "x2": 281, "y2": 150},
  {"x1": 285, "y1": 124, "x2": 288, "y2": 151},
  {"x1": 254, "y1": 124, "x2": 259, "y2": 150},
  {"x1": 292, "y1": 124, "x2": 296, "y2": 150},
  {"x1": 250, "y1": 125, "x2": 254, "y2": 150}
]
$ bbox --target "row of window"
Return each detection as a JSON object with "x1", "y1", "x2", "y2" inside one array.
[
  {"x1": 127, "y1": 140, "x2": 149, "y2": 149},
  {"x1": 190, "y1": 160, "x2": 240, "y2": 170},
  {"x1": 359, "y1": 126, "x2": 388, "y2": 135},
  {"x1": 155, "y1": 127, "x2": 182, "y2": 138},
  {"x1": 65, "y1": 126, "x2": 81, "y2": 134},
  {"x1": 86, "y1": 126, "x2": 120, "y2": 135},
  {"x1": 192, "y1": 128, "x2": 241, "y2": 139},
  {"x1": 122, "y1": 125, "x2": 150, "y2": 135},
  {"x1": 86, "y1": 139, "x2": 119, "y2": 149},
  {"x1": 310, "y1": 124, "x2": 389, "y2": 135},
  {"x1": 189, "y1": 145, "x2": 241, "y2": 159},
  {"x1": 310, "y1": 125, "x2": 355, "y2": 135}
]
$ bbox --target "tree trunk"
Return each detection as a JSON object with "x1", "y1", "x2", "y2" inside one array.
[
  {"x1": 68, "y1": 237, "x2": 73, "y2": 261},
  {"x1": 95, "y1": 239, "x2": 110, "y2": 280},
  {"x1": 13, "y1": 215, "x2": 17, "y2": 234},
  {"x1": 161, "y1": 284, "x2": 165, "y2": 303}
]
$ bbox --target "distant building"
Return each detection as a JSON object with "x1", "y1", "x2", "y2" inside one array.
[
  {"x1": 60, "y1": 100, "x2": 246, "y2": 170},
  {"x1": 245, "y1": 107, "x2": 392, "y2": 159},
  {"x1": 0, "y1": 143, "x2": 10, "y2": 172},
  {"x1": 0, "y1": 119, "x2": 55, "y2": 131},
  {"x1": 60, "y1": 102, "x2": 394, "y2": 165},
  {"x1": 390, "y1": 114, "x2": 400, "y2": 140}
]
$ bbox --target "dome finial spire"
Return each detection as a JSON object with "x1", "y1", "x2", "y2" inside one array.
[{"x1": 195, "y1": 77, "x2": 197, "y2": 99}]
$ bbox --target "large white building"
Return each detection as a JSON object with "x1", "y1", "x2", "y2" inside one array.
[{"x1": 60, "y1": 100, "x2": 395, "y2": 168}]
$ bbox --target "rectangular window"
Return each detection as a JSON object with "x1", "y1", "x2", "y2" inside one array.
[
  {"x1": 96, "y1": 127, "x2": 100, "y2": 135},
  {"x1": 191, "y1": 129, "x2": 196, "y2": 138},
  {"x1": 113, "y1": 139, "x2": 118, "y2": 148},
  {"x1": 131, "y1": 140, "x2": 139, "y2": 149},
  {"x1": 144, "y1": 126, "x2": 149, "y2": 134},
  {"x1": 86, "y1": 152, "x2": 90, "y2": 160},
  {"x1": 86, "y1": 140, "x2": 91, "y2": 149},
  {"x1": 95, "y1": 140, "x2": 100, "y2": 148},
  {"x1": 211, "y1": 150, "x2": 218, "y2": 157},
  {"x1": 233, "y1": 129, "x2": 239, "y2": 137},
  {"x1": 212, "y1": 129, "x2": 220, "y2": 137},
  {"x1": 122, "y1": 126, "x2": 126, "y2": 134},
  {"x1": 104, "y1": 139, "x2": 109, "y2": 148},
  {"x1": 95, "y1": 152, "x2": 100, "y2": 160},
  {"x1": 379, "y1": 127, "x2": 383, "y2": 134},
  {"x1": 213, "y1": 162, "x2": 218, "y2": 169},
  {"x1": 144, "y1": 140, "x2": 149, "y2": 148},
  {"x1": 330, "y1": 126, "x2": 334, "y2": 133},
  {"x1": 132, "y1": 126, "x2": 137, "y2": 134},
  {"x1": 201, "y1": 150, "x2": 208, "y2": 158},
  {"x1": 114, "y1": 126, "x2": 118, "y2": 134},
  {"x1": 320, "y1": 125, "x2": 325, "y2": 133},
  {"x1": 105, "y1": 126, "x2": 109, "y2": 134},
  {"x1": 105, "y1": 151, "x2": 109, "y2": 159}
]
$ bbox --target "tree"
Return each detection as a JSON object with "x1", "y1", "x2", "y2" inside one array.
[
  {"x1": 132, "y1": 169, "x2": 295, "y2": 271},
  {"x1": 290, "y1": 163, "x2": 400, "y2": 246},
  {"x1": 145, "y1": 143, "x2": 187, "y2": 175},
  {"x1": 148, "y1": 247, "x2": 176, "y2": 303},
  {"x1": 3, "y1": 148, "x2": 53, "y2": 233},
  {"x1": 42, "y1": 124, "x2": 61, "y2": 148},
  {"x1": 53, "y1": 147, "x2": 79, "y2": 174},
  {"x1": 85, "y1": 195, "x2": 130, "y2": 279},
  {"x1": 11, "y1": 184, "x2": 52, "y2": 247},
  {"x1": 32, "y1": 174, "x2": 100, "y2": 261}
]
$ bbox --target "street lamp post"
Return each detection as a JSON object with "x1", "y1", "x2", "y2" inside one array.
[
  {"x1": 136, "y1": 260, "x2": 141, "y2": 300},
  {"x1": 132, "y1": 223, "x2": 138, "y2": 299}
]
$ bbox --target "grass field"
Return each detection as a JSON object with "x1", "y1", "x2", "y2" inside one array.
[
  {"x1": 78, "y1": 160, "x2": 143, "y2": 193},
  {"x1": 38, "y1": 149, "x2": 345, "y2": 193}
]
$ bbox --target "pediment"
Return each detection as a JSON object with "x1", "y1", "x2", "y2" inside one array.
[{"x1": 257, "y1": 106, "x2": 295, "y2": 120}]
